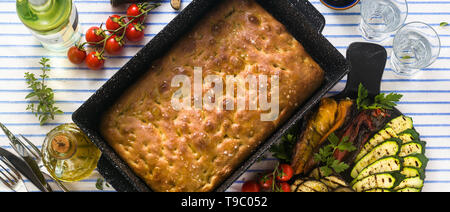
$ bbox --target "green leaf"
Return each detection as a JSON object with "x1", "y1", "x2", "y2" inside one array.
[
  {"x1": 330, "y1": 160, "x2": 349, "y2": 173},
  {"x1": 441, "y1": 22, "x2": 449, "y2": 27}
]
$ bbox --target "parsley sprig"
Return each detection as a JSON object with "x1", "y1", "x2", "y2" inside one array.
[
  {"x1": 313, "y1": 133, "x2": 356, "y2": 177},
  {"x1": 357, "y1": 83, "x2": 403, "y2": 110},
  {"x1": 24, "y1": 58, "x2": 63, "y2": 125},
  {"x1": 270, "y1": 134, "x2": 296, "y2": 163}
]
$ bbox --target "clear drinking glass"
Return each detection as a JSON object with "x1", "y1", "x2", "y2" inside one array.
[
  {"x1": 359, "y1": 0, "x2": 408, "y2": 42},
  {"x1": 391, "y1": 22, "x2": 441, "y2": 76}
]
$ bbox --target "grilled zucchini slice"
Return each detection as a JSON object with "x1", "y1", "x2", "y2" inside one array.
[
  {"x1": 355, "y1": 128, "x2": 397, "y2": 161},
  {"x1": 386, "y1": 116, "x2": 414, "y2": 135},
  {"x1": 399, "y1": 140, "x2": 426, "y2": 157},
  {"x1": 351, "y1": 139, "x2": 402, "y2": 178},
  {"x1": 401, "y1": 167, "x2": 424, "y2": 179},
  {"x1": 295, "y1": 180, "x2": 329, "y2": 192},
  {"x1": 394, "y1": 177, "x2": 424, "y2": 191},
  {"x1": 403, "y1": 154, "x2": 429, "y2": 170},
  {"x1": 352, "y1": 156, "x2": 402, "y2": 184},
  {"x1": 396, "y1": 187, "x2": 421, "y2": 192},
  {"x1": 398, "y1": 129, "x2": 420, "y2": 144},
  {"x1": 352, "y1": 172, "x2": 404, "y2": 192},
  {"x1": 290, "y1": 178, "x2": 305, "y2": 192}
]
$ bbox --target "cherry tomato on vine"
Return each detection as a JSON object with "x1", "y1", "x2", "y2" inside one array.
[
  {"x1": 241, "y1": 180, "x2": 261, "y2": 192},
  {"x1": 126, "y1": 23, "x2": 145, "y2": 42},
  {"x1": 127, "y1": 3, "x2": 145, "y2": 23},
  {"x1": 278, "y1": 182, "x2": 291, "y2": 192},
  {"x1": 67, "y1": 46, "x2": 86, "y2": 64},
  {"x1": 85, "y1": 51, "x2": 105, "y2": 70},
  {"x1": 105, "y1": 35, "x2": 124, "y2": 55},
  {"x1": 85, "y1": 26, "x2": 105, "y2": 43},
  {"x1": 276, "y1": 164, "x2": 294, "y2": 182},
  {"x1": 259, "y1": 174, "x2": 274, "y2": 190},
  {"x1": 106, "y1": 15, "x2": 125, "y2": 33}
]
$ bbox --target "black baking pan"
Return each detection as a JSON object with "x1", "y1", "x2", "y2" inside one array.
[{"x1": 72, "y1": 0, "x2": 350, "y2": 192}]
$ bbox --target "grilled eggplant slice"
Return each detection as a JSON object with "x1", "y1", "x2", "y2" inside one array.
[
  {"x1": 364, "y1": 189, "x2": 391, "y2": 192},
  {"x1": 295, "y1": 180, "x2": 330, "y2": 192},
  {"x1": 396, "y1": 187, "x2": 421, "y2": 192},
  {"x1": 333, "y1": 187, "x2": 354, "y2": 192},
  {"x1": 320, "y1": 176, "x2": 348, "y2": 189},
  {"x1": 352, "y1": 172, "x2": 404, "y2": 192},
  {"x1": 351, "y1": 139, "x2": 402, "y2": 178},
  {"x1": 403, "y1": 154, "x2": 429, "y2": 170},
  {"x1": 394, "y1": 177, "x2": 424, "y2": 191},
  {"x1": 399, "y1": 140, "x2": 426, "y2": 157},
  {"x1": 352, "y1": 156, "x2": 403, "y2": 184},
  {"x1": 291, "y1": 178, "x2": 305, "y2": 192}
]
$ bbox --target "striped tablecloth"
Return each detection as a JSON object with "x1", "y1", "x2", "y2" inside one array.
[{"x1": 0, "y1": 0, "x2": 449, "y2": 192}]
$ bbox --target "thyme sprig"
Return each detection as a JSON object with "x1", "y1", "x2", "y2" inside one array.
[{"x1": 24, "y1": 58, "x2": 63, "y2": 125}]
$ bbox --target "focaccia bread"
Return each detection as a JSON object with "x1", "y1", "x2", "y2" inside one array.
[{"x1": 100, "y1": 0, "x2": 324, "y2": 192}]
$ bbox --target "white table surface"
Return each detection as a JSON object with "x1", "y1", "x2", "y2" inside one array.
[{"x1": 0, "y1": 0, "x2": 449, "y2": 192}]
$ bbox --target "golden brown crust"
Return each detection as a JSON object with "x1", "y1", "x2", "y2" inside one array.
[{"x1": 100, "y1": 0, "x2": 324, "y2": 192}]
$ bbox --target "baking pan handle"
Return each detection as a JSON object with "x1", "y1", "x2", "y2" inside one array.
[
  {"x1": 289, "y1": 0, "x2": 326, "y2": 33},
  {"x1": 337, "y1": 42, "x2": 387, "y2": 99}
]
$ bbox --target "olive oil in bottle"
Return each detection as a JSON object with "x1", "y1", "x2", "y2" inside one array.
[
  {"x1": 42, "y1": 123, "x2": 101, "y2": 182},
  {"x1": 16, "y1": 0, "x2": 81, "y2": 52}
]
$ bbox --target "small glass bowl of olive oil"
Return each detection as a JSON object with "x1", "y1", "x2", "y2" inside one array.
[{"x1": 42, "y1": 123, "x2": 101, "y2": 182}]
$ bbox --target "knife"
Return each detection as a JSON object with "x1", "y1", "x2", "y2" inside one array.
[
  {"x1": 0, "y1": 147, "x2": 48, "y2": 192},
  {"x1": 0, "y1": 123, "x2": 52, "y2": 192}
]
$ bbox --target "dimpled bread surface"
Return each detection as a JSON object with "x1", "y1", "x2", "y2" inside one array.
[{"x1": 100, "y1": 0, "x2": 324, "y2": 192}]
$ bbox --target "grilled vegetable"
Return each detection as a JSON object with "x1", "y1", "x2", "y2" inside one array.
[
  {"x1": 394, "y1": 177, "x2": 424, "y2": 191},
  {"x1": 398, "y1": 129, "x2": 420, "y2": 144},
  {"x1": 401, "y1": 167, "x2": 424, "y2": 179},
  {"x1": 333, "y1": 187, "x2": 354, "y2": 192},
  {"x1": 290, "y1": 178, "x2": 305, "y2": 192},
  {"x1": 320, "y1": 176, "x2": 348, "y2": 189},
  {"x1": 294, "y1": 180, "x2": 330, "y2": 192},
  {"x1": 352, "y1": 172, "x2": 404, "y2": 192},
  {"x1": 351, "y1": 139, "x2": 402, "y2": 178},
  {"x1": 365, "y1": 189, "x2": 391, "y2": 192},
  {"x1": 355, "y1": 128, "x2": 397, "y2": 161},
  {"x1": 399, "y1": 140, "x2": 426, "y2": 157},
  {"x1": 403, "y1": 154, "x2": 429, "y2": 170},
  {"x1": 386, "y1": 116, "x2": 414, "y2": 135},
  {"x1": 352, "y1": 156, "x2": 403, "y2": 184},
  {"x1": 291, "y1": 98, "x2": 338, "y2": 175},
  {"x1": 396, "y1": 187, "x2": 421, "y2": 192}
]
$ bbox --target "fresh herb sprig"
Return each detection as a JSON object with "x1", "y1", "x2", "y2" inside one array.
[
  {"x1": 270, "y1": 133, "x2": 296, "y2": 163},
  {"x1": 24, "y1": 58, "x2": 63, "y2": 125},
  {"x1": 313, "y1": 133, "x2": 356, "y2": 177},
  {"x1": 357, "y1": 83, "x2": 403, "y2": 110},
  {"x1": 441, "y1": 22, "x2": 449, "y2": 27}
]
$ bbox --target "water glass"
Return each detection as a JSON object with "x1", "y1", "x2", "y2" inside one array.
[
  {"x1": 359, "y1": 0, "x2": 408, "y2": 42},
  {"x1": 391, "y1": 22, "x2": 441, "y2": 76}
]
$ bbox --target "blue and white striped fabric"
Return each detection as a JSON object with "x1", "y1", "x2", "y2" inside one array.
[{"x1": 0, "y1": 0, "x2": 449, "y2": 192}]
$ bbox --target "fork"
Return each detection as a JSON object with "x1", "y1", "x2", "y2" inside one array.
[
  {"x1": 19, "y1": 135, "x2": 69, "y2": 192},
  {"x1": 0, "y1": 156, "x2": 27, "y2": 192}
]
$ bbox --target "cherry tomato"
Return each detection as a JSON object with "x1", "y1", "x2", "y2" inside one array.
[
  {"x1": 241, "y1": 180, "x2": 261, "y2": 192},
  {"x1": 105, "y1": 35, "x2": 124, "y2": 55},
  {"x1": 126, "y1": 23, "x2": 145, "y2": 42},
  {"x1": 278, "y1": 182, "x2": 291, "y2": 192},
  {"x1": 276, "y1": 164, "x2": 294, "y2": 182},
  {"x1": 106, "y1": 15, "x2": 125, "y2": 33},
  {"x1": 67, "y1": 46, "x2": 86, "y2": 64},
  {"x1": 85, "y1": 26, "x2": 105, "y2": 43},
  {"x1": 85, "y1": 51, "x2": 105, "y2": 70},
  {"x1": 259, "y1": 174, "x2": 274, "y2": 190},
  {"x1": 127, "y1": 3, "x2": 145, "y2": 23}
]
